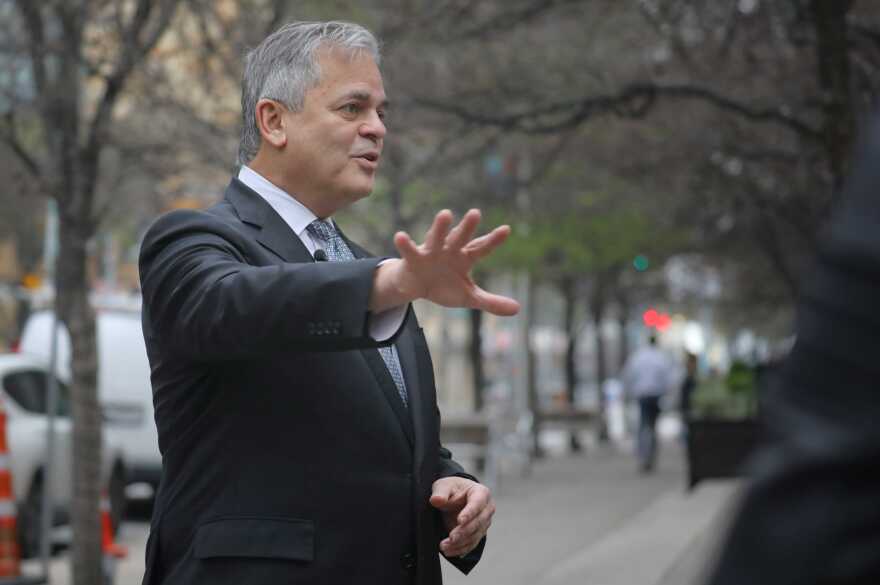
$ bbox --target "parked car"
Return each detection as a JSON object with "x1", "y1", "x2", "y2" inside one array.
[
  {"x1": 0, "y1": 353, "x2": 126, "y2": 557},
  {"x1": 19, "y1": 309, "x2": 161, "y2": 505}
]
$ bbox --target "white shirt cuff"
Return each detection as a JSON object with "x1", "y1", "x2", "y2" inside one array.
[
  {"x1": 370, "y1": 304, "x2": 407, "y2": 341},
  {"x1": 369, "y1": 259, "x2": 407, "y2": 341}
]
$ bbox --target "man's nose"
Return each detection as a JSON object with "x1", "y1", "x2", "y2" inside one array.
[{"x1": 360, "y1": 111, "x2": 386, "y2": 142}]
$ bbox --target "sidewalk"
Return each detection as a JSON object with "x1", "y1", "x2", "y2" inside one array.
[
  {"x1": 443, "y1": 437, "x2": 741, "y2": 585},
  {"x1": 24, "y1": 433, "x2": 741, "y2": 585}
]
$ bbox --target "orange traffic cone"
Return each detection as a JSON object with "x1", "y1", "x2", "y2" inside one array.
[
  {"x1": 100, "y1": 491, "x2": 127, "y2": 559},
  {"x1": 0, "y1": 398, "x2": 21, "y2": 578},
  {"x1": 101, "y1": 490, "x2": 127, "y2": 585}
]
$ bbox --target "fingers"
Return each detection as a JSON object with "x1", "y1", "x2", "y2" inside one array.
[
  {"x1": 440, "y1": 486, "x2": 495, "y2": 557},
  {"x1": 393, "y1": 231, "x2": 420, "y2": 259},
  {"x1": 472, "y1": 288, "x2": 521, "y2": 316},
  {"x1": 429, "y1": 478, "x2": 468, "y2": 511},
  {"x1": 429, "y1": 477, "x2": 455, "y2": 503},
  {"x1": 433, "y1": 479, "x2": 495, "y2": 556},
  {"x1": 424, "y1": 210, "x2": 454, "y2": 252},
  {"x1": 442, "y1": 502, "x2": 495, "y2": 557},
  {"x1": 445, "y1": 209, "x2": 481, "y2": 251},
  {"x1": 455, "y1": 483, "x2": 491, "y2": 526},
  {"x1": 429, "y1": 492, "x2": 464, "y2": 512},
  {"x1": 405, "y1": 210, "x2": 508, "y2": 262},
  {"x1": 462, "y1": 225, "x2": 511, "y2": 260}
]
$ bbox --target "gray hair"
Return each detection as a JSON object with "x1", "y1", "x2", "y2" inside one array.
[{"x1": 238, "y1": 21, "x2": 381, "y2": 165}]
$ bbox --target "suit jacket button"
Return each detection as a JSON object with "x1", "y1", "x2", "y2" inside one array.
[{"x1": 401, "y1": 552, "x2": 416, "y2": 570}]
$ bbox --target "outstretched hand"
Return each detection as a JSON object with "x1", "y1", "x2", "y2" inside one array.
[{"x1": 373, "y1": 209, "x2": 520, "y2": 316}]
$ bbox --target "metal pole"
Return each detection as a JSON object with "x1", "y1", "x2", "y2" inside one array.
[
  {"x1": 40, "y1": 199, "x2": 60, "y2": 582},
  {"x1": 39, "y1": 314, "x2": 59, "y2": 581}
]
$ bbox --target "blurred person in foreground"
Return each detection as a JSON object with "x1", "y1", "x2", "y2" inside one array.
[
  {"x1": 138, "y1": 21, "x2": 519, "y2": 585},
  {"x1": 705, "y1": 115, "x2": 880, "y2": 584},
  {"x1": 621, "y1": 334, "x2": 675, "y2": 472}
]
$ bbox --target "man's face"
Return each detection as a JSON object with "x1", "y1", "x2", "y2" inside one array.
[{"x1": 280, "y1": 47, "x2": 387, "y2": 212}]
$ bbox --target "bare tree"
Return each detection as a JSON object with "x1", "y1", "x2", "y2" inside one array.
[
  {"x1": 408, "y1": 0, "x2": 880, "y2": 300},
  {"x1": 1, "y1": 1, "x2": 181, "y2": 582}
]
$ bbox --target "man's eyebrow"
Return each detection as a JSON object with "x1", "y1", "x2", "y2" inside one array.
[{"x1": 339, "y1": 90, "x2": 389, "y2": 108}]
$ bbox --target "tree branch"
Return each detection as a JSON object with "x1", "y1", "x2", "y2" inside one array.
[
  {"x1": 520, "y1": 129, "x2": 578, "y2": 189},
  {"x1": 14, "y1": 0, "x2": 48, "y2": 96},
  {"x1": 83, "y1": 0, "x2": 181, "y2": 186},
  {"x1": 412, "y1": 82, "x2": 822, "y2": 139},
  {"x1": 0, "y1": 118, "x2": 42, "y2": 179},
  {"x1": 636, "y1": 0, "x2": 699, "y2": 72},
  {"x1": 455, "y1": 0, "x2": 588, "y2": 41},
  {"x1": 850, "y1": 22, "x2": 880, "y2": 50},
  {"x1": 382, "y1": 0, "x2": 587, "y2": 44},
  {"x1": 0, "y1": 110, "x2": 52, "y2": 197},
  {"x1": 399, "y1": 125, "x2": 499, "y2": 186}
]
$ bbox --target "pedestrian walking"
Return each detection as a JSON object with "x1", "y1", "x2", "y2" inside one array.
[
  {"x1": 621, "y1": 334, "x2": 675, "y2": 472},
  {"x1": 138, "y1": 21, "x2": 519, "y2": 585}
]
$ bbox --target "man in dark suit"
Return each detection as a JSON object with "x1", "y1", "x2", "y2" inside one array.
[
  {"x1": 704, "y1": 117, "x2": 880, "y2": 583},
  {"x1": 138, "y1": 21, "x2": 519, "y2": 585}
]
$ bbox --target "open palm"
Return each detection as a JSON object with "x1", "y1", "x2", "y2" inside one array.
[{"x1": 393, "y1": 209, "x2": 520, "y2": 317}]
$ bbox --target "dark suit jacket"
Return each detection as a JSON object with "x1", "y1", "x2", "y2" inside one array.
[
  {"x1": 705, "y1": 118, "x2": 880, "y2": 583},
  {"x1": 138, "y1": 178, "x2": 484, "y2": 585}
]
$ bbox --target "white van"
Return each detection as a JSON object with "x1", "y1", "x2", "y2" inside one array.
[
  {"x1": 0, "y1": 353, "x2": 126, "y2": 556},
  {"x1": 20, "y1": 309, "x2": 161, "y2": 503}
]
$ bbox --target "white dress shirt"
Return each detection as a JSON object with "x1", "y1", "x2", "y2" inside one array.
[{"x1": 237, "y1": 165, "x2": 407, "y2": 342}]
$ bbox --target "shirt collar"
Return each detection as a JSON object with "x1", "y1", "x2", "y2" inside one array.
[{"x1": 237, "y1": 165, "x2": 334, "y2": 240}]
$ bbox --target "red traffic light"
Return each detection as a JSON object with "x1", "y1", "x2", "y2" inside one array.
[{"x1": 642, "y1": 308, "x2": 671, "y2": 331}]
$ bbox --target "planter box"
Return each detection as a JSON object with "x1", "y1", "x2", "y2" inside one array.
[{"x1": 686, "y1": 418, "x2": 761, "y2": 490}]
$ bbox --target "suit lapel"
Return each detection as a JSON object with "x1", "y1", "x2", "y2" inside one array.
[
  {"x1": 393, "y1": 313, "x2": 425, "y2": 463},
  {"x1": 225, "y1": 178, "x2": 313, "y2": 263},
  {"x1": 343, "y1": 230, "x2": 417, "y2": 450}
]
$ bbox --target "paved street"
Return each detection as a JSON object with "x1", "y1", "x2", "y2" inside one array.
[{"x1": 22, "y1": 431, "x2": 741, "y2": 585}]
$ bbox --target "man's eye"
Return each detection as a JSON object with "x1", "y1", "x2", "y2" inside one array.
[
  {"x1": 378, "y1": 110, "x2": 387, "y2": 121},
  {"x1": 342, "y1": 103, "x2": 360, "y2": 115}
]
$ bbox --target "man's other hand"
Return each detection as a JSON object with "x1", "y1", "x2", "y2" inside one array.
[
  {"x1": 430, "y1": 476, "x2": 495, "y2": 557},
  {"x1": 371, "y1": 209, "x2": 521, "y2": 316}
]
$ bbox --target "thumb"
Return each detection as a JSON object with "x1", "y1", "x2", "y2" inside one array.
[{"x1": 430, "y1": 480, "x2": 464, "y2": 510}]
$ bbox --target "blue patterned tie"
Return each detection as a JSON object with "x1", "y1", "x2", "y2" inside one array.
[{"x1": 307, "y1": 219, "x2": 409, "y2": 408}]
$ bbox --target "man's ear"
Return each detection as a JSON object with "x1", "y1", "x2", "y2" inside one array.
[{"x1": 255, "y1": 98, "x2": 288, "y2": 148}]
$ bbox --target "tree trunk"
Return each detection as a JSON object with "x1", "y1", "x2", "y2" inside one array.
[
  {"x1": 616, "y1": 289, "x2": 630, "y2": 374},
  {"x1": 560, "y1": 277, "x2": 580, "y2": 451},
  {"x1": 811, "y1": 0, "x2": 855, "y2": 190},
  {"x1": 51, "y1": 7, "x2": 104, "y2": 582},
  {"x1": 56, "y1": 217, "x2": 103, "y2": 585},
  {"x1": 525, "y1": 276, "x2": 542, "y2": 458},
  {"x1": 468, "y1": 308, "x2": 485, "y2": 412},
  {"x1": 590, "y1": 283, "x2": 609, "y2": 443}
]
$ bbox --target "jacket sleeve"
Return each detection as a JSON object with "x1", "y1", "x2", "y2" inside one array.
[
  {"x1": 705, "y1": 117, "x2": 880, "y2": 585},
  {"x1": 139, "y1": 209, "x2": 392, "y2": 361}
]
